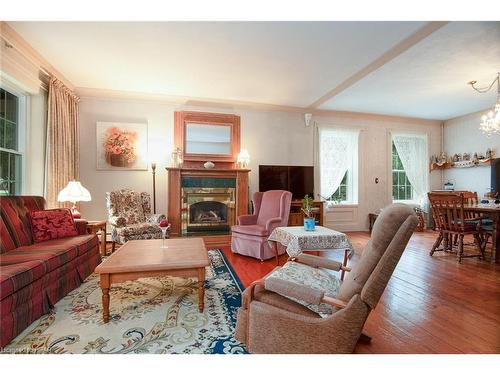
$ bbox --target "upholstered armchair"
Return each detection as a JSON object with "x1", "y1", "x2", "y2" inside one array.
[
  {"x1": 231, "y1": 190, "x2": 292, "y2": 261},
  {"x1": 105, "y1": 189, "x2": 167, "y2": 250},
  {"x1": 235, "y1": 203, "x2": 418, "y2": 353}
]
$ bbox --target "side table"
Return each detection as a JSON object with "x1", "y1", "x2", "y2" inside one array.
[
  {"x1": 268, "y1": 226, "x2": 354, "y2": 280},
  {"x1": 86, "y1": 220, "x2": 107, "y2": 256}
]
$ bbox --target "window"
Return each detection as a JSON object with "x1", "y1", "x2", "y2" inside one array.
[
  {"x1": 0, "y1": 87, "x2": 23, "y2": 195},
  {"x1": 319, "y1": 127, "x2": 359, "y2": 204},
  {"x1": 330, "y1": 171, "x2": 348, "y2": 202},
  {"x1": 392, "y1": 142, "x2": 413, "y2": 201},
  {"x1": 391, "y1": 133, "x2": 428, "y2": 204}
]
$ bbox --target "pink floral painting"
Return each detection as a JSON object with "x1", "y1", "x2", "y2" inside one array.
[{"x1": 96, "y1": 122, "x2": 148, "y2": 170}]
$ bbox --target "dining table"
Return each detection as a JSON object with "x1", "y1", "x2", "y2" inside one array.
[{"x1": 464, "y1": 204, "x2": 500, "y2": 263}]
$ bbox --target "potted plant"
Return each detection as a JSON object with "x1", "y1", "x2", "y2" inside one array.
[{"x1": 301, "y1": 194, "x2": 316, "y2": 231}]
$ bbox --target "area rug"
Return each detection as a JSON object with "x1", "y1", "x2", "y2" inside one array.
[{"x1": 5, "y1": 249, "x2": 247, "y2": 354}]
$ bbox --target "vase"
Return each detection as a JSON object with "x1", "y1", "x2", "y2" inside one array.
[{"x1": 304, "y1": 217, "x2": 315, "y2": 231}]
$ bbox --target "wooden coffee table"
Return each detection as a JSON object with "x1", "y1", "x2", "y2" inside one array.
[{"x1": 95, "y1": 238, "x2": 209, "y2": 323}]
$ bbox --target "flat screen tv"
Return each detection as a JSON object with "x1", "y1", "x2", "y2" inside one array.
[
  {"x1": 259, "y1": 165, "x2": 314, "y2": 200},
  {"x1": 492, "y1": 158, "x2": 500, "y2": 194}
]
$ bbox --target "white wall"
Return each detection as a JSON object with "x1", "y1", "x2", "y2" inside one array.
[
  {"x1": 444, "y1": 111, "x2": 500, "y2": 198},
  {"x1": 78, "y1": 97, "x2": 313, "y2": 222},
  {"x1": 314, "y1": 113, "x2": 442, "y2": 231},
  {"x1": 79, "y1": 95, "x2": 441, "y2": 231}
]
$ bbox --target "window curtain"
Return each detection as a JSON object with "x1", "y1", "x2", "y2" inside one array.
[
  {"x1": 46, "y1": 77, "x2": 80, "y2": 208},
  {"x1": 319, "y1": 127, "x2": 359, "y2": 198},
  {"x1": 392, "y1": 133, "x2": 429, "y2": 207}
]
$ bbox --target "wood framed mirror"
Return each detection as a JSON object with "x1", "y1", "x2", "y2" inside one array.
[{"x1": 174, "y1": 111, "x2": 241, "y2": 164}]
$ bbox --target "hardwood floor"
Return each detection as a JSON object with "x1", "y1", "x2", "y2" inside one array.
[{"x1": 215, "y1": 231, "x2": 500, "y2": 354}]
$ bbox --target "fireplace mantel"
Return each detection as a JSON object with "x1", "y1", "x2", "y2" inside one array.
[{"x1": 166, "y1": 167, "x2": 250, "y2": 238}]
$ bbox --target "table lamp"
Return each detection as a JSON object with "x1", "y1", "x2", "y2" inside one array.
[
  {"x1": 237, "y1": 149, "x2": 250, "y2": 168},
  {"x1": 57, "y1": 181, "x2": 92, "y2": 218}
]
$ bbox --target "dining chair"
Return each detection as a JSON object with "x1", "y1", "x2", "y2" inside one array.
[
  {"x1": 460, "y1": 191, "x2": 493, "y2": 254},
  {"x1": 428, "y1": 192, "x2": 486, "y2": 263}
]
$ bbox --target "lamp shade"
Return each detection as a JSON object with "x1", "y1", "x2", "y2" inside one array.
[
  {"x1": 57, "y1": 181, "x2": 92, "y2": 203},
  {"x1": 237, "y1": 149, "x2": 250, "y2": 167}
]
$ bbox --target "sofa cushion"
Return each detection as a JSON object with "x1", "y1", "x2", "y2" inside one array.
[
  {"x1": 231, "y1": 224, "x2": 268, "y2": 237},
  {"x1": 114, "y1": 190, "x2": 145, "y2": 224},
  {"x1": 0, "y1": 196, "x2": 46, "y2": 251},
  {"x1": 0, "y1": 260, "x2": 48, "y2": 299},
  {"x1": 29, "y1": 208, "x2": 78, "y2": 243}
]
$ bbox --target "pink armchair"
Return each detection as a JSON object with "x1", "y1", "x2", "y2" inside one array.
[{"x1": 231, "y1": 190, "x2": 292, "y2": 261}]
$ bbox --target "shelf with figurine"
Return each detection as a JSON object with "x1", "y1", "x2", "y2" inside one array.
[{"x1": 429, "y1": 148, "x2": 495, "y2": 171}]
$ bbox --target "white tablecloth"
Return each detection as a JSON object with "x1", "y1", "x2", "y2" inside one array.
[{"x1": 268, "y1": 226, "x2": 354, "y2": 258}]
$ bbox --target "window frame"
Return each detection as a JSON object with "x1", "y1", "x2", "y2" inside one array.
[
  {"x1": 391, "y1": 142, "x2": 415, "y2": 202},
  {"x1": 389, "y1": 131, "x2": 429, "y2": 205},
  {"x1": 318, "y1": 126, "x2": 359, "y2": 206},
  {"x1": 0, "y1": 84, "x2": 27, "y2": 196}
]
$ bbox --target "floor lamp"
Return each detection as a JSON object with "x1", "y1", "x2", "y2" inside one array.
[{"x1": 151, "y1": 162, "x2": 157, "y2": 214}]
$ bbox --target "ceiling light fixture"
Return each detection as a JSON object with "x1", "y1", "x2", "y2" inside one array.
[{"x1": 468, "y1": 72, "x2": 500, "y2": 136}]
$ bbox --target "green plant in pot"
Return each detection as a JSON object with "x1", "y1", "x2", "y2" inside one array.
[{"x1": 301, "y1": 194, "x2": 316, "y2": 231}]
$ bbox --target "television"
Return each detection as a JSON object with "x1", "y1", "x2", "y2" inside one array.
[
  {"x1": 259, "y1": 165, "x2": 314, "y2": 200},
  {"x1": 492, "y1": 158, "x2": 500, "y2": 194}
]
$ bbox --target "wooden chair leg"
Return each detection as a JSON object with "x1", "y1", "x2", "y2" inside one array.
[
  {"x1": 430, "y1": 232, "x2": 443, "y2": 256},
  {"x1": 474, "y1": 233, "x2": 486, "y2": 260},
  {"x1": 111, "y1": 241, "x2": 116, "y2": 253},
  {"x1": 443, "y1": 233, "x2": 450, "y2": 252},
  {"x1": 458, "y1": 235, "x2": 464, "y2": 263}
]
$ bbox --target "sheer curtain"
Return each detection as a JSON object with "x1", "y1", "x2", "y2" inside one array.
[
  {"x1": 392, "y1": 133, "x2": 429, "y2": 207},
  {"x1": 319, "y1": 127, "x2": 359, "y2": 199},
  {"x1": 46, "y1": 77, "x2": 80, "y2": 208}
]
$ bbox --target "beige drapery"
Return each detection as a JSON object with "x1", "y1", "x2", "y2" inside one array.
[{"x1": 46, "y1": 77, "x2": 80, "y2": 208}]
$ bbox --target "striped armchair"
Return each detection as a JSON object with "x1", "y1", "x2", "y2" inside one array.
[{"x1": 105, "y1": 189, "x2": 166, "y2": 249}]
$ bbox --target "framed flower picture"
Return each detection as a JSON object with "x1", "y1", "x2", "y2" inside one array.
[{"x1": 96, "y1": 122, "x2": 148, "y2": 170}]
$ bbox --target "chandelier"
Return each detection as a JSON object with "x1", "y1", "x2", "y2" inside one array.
[{"x1": 468, "y1": 72, "x2": 500, "y2": 136}]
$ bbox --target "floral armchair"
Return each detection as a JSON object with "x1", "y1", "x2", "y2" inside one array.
[{"x1": 105, "y1": 189, "x2": 167, "y2": 249}]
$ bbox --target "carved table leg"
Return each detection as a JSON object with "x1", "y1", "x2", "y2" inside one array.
[
  {"x1": 100, "y1": 274, "x2": 110, "y2": 323},
  {"x1": 198, "y1": 267, "x2": 206, "y2": 313}
]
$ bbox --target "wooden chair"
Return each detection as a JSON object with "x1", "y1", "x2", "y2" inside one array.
[
  {"x1": 428, "y1": 192, "x2": 485, "y2": 263},
  {"x1": 460, "y1": 191, "x2": 493, "y2": 254}
]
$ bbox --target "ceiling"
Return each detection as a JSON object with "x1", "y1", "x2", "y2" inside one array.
[{"x1": 7, "y1": 21, "x2": 500, "y2": 120}]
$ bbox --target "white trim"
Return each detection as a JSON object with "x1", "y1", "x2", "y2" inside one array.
[
  {"x1": 0, "y1": 83, "x2": 27, "y2": 194},
  {"x1": 388, "y1": 130, "x2": 430, "y2": 204}
]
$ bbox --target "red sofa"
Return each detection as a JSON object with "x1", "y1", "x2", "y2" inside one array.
[{"x1": 0, "y1": 196, "x2": 101, "y2": 347}]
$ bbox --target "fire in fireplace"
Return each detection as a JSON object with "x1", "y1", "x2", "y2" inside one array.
[
  {"x1": 190, "y1": 201, "x2": 227, "y2": 225},
  {"x1": 181, "y1": 187, "x2": 236, "y2": 234}
]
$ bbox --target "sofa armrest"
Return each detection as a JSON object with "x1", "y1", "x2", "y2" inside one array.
[
  {"x1": 146, "y1": 213, "x2": 166, "y2": 224},
  {"x1": 74, "y1": 220, "x2": 88, "y2": 235},
  {"x1": 238, "y1": 214, "x2": 258, "y2": 225},
  {"x1": 108, "y1": 215, "x2": 127, "y2": 228},
  {"x1": 265, "y1": 217, "x2": 283, "y2": 233},
  {"x1": 295, "y1": 254, "x2": 344, "y2": 271},
  {"x1": 264, "y1": 277, "x2": 325, "y2": 305}
]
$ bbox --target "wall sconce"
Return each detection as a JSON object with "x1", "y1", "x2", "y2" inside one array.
[{"x1": 237, "y1": 149, "x2": 250, "y2": 169}]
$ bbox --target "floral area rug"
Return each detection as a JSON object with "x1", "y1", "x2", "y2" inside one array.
[{"x1": 5, "y1": 249, "x2": 247, "y2": 354}]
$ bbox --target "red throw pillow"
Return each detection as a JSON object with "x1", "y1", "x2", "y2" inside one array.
[{"x1": 30, "y1": 208, "x2": 79, "y2": 243}]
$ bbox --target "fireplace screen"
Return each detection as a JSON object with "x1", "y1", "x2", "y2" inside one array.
[
  {"x1": 190, "y1": 201, "x2": 227, "y2": 225},
  {"x1": 181, "y1": 187, "x2": 236, "y2": 234}
]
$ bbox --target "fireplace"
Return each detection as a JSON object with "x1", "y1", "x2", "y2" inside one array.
[{"x1": 181, "y1": 177, "x2": 236, "y2": 235}]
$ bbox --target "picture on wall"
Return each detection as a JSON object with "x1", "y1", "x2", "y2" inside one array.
[{"x1": 96, "y1": 122, "x2": 148, "y2": 170}]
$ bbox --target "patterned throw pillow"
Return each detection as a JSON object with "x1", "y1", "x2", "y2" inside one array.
[{"x1": 29, "y1": 208, "x2": 79, "y2": 243}]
